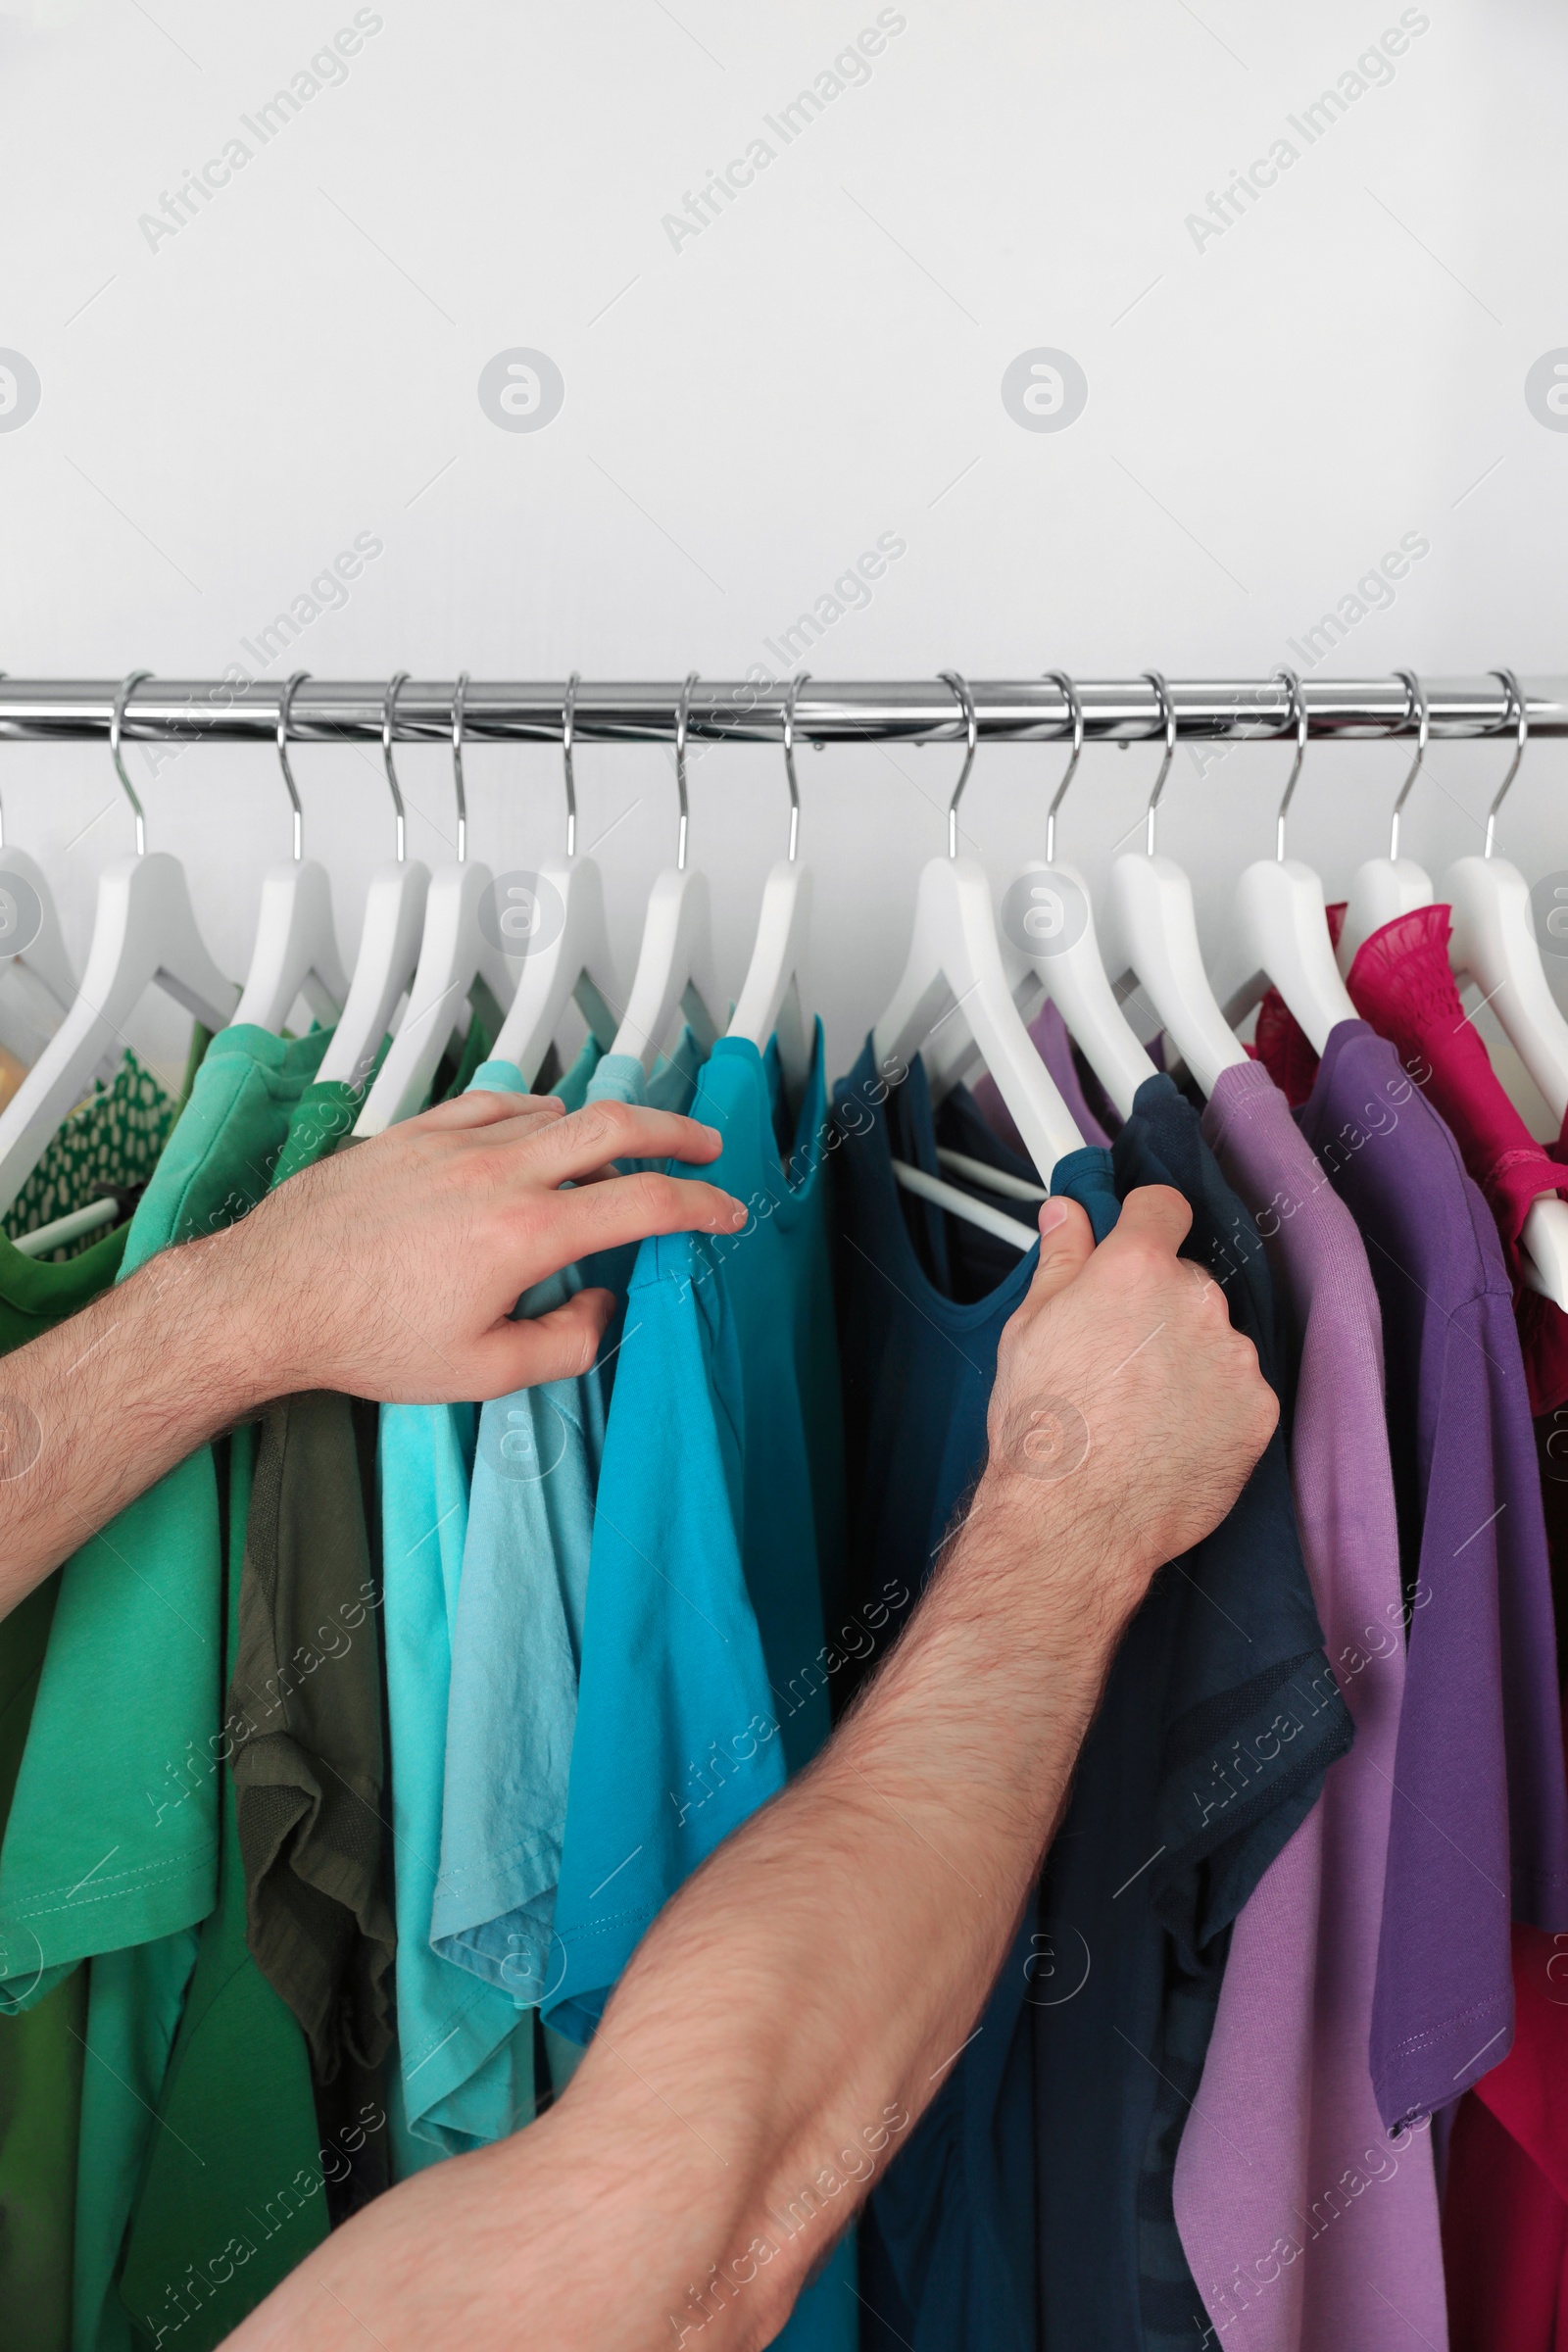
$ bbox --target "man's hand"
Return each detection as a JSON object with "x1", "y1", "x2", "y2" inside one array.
[
  {"x1": 227, "y1": 1090, "x2": 744, "y2": 1402},
  {"x1": 0, "y1": 1092, "x2": 742, "y2": 1615},
  {"x1": 976, "y1": 1182, "x2": 1278, "y2": 1641}
]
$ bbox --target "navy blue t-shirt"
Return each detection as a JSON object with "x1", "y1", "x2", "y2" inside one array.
[
  {"x1": 1033, "y1": 1073, "x2": 1352, "y2": 2351},
  {"x1": 833, "y1": 1053, "x2": 1351, "y2": 2352},
  {"x1": 831, "y1": 1045, "x2": 1117, "y2": 2352}
]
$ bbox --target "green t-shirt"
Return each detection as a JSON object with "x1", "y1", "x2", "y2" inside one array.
[
  {"x1": 116, "y1": 1072, "x2": 387, "y2": 2350},
  {"x1": 0, "y1": 1222, "x2": 132, "y2": 2352},
  {"x1": 0, "y1": 1026, "x2": 331, "y2": 2352}
]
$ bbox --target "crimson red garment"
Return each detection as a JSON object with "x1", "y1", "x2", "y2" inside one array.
[
  {"x1": 1345, "y1": 906, "x2": 1568, "y2": 1417},
  {"x1": 1445, "y1": 1927, "x2": 1568, "y2": 2349},
  {"x1": 1251, "y1": 904, "x2": 1568, "y2": 1415}
]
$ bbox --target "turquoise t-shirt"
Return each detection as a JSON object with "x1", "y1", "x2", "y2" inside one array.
[
  {"x1": 542, "y1": 1027, "x2": 856, "y2": 2350},
  {"x1": 430, "y1": 1037, "x2": 703, "y2": 2008},
  {"x1": 382, "y1": 1033, "x2": 698, "y2": 2161}
]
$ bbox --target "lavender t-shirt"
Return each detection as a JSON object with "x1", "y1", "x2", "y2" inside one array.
[
  {"x1": 1175, "y1": 1057, "x2": 1444, "y2": 2350},
  {"x1": 1298, "y1": 1020, "x2": 1568, "y2": 2129}
]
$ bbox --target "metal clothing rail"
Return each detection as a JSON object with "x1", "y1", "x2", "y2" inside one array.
[{"x1": 0, "y1": 675, "x2": 1565, "y2": 750}]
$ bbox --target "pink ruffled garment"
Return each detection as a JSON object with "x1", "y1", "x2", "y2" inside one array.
[{"x1": 1344, "y1": 906, "x2": 1568, "y2": 1419}]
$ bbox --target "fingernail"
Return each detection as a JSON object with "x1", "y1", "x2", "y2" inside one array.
[
  {"x1": 728, "y1": 1199, "x2": 748, "y2": 1228},
  {"x1": 1039, "y1": 1198, "x2": 1070, "y2": 1235},
  {"x1": 703, "y1": 1124, "x2": 722, "y2": 1147}
]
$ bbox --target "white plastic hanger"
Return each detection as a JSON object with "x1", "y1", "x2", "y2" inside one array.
[
  {"x1": 923, "y1": 670, "x2": 1151, "y2": 1117},
  {"x1": 228, "y1": 670, "x2": 349, "y2": 1033},
  {"x1": 726, "y1": 667, "x2": 812, "y2": 1095},
  {"x1": 1338, "y1": 669, "x2": 1435, "y2": 971},
  {"x1": 316, "y1": 672, "x2": 431, "y2": 1092},
  {"x1": 610, "y1": 671, "x2": 720, "y2": 1072},
  {"x1": 1446, "y1": 670, "x2": 1568, "y2": 1125},
  {"x1": 1229, "y1": 668, "x2": 1357, "y2": 1054},
  {"x1": 1101, "y1": 670, "x2": 1250, "y2": 1097},
  {"x1": 0, "y1": 671, "x2": 239, "y2": 1219},
  {"x1": 487, "y1": 671, "x2": 620, "y2": 1085},
  {"x1": 0, "y1": 672, "x2": 78, "y2": 1058},
  {"x1": 873, "y1": 669, "x2": 1083, "y2": 1188},
  {"x1": 891, "y1": 1156, "x2": 1039, "y2": 1252},
  {"x1": 355, "y1": 672, "x2": 518, "y2": 1136}
]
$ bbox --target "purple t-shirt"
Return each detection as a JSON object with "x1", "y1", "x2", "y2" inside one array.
[
  {"x1": 1176, "y1": 1057, "x2": 1444, "y2": 2349},
  {"x1": 1298, "y1": 1020, "x2": 1568, "y2": 2129}
]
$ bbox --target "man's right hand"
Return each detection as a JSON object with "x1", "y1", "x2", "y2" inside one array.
[{"x1": 979, "y1": 1184, "x2": 1279, "y2": 1641}]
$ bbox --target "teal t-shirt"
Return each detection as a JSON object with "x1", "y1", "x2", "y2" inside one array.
[
  {"x1": 429, "y1": 1036, "x2": 701, "y2": 2009},
  {"x1": 542, "y1": 1028, "x2": 855, "y2": 2350},
  {"x1": 381, "y1": 1035, "x2": 699, "y2": 2161}
]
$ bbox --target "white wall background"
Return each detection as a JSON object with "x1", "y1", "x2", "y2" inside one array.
[{"x1": 2, "y1": 0, "x2": 1566, "y2": 1106}]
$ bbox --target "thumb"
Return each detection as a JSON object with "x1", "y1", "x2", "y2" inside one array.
[
  {"x1": 1020, "y1": 1194, "x2": 1095, "y2": 1314},
  {"x1": 465, "y1": 1287, "x2": 614, "y2": 1396}
]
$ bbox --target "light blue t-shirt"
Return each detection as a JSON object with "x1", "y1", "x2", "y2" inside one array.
[
  {"x1": 383, "y1": 1031, "x2": 701, "y2": 2158},
  {"x1": 430, "y1": 1037, "x2": 702, "y2": 2011}
]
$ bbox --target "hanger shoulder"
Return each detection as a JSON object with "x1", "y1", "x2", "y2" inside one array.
[
  {"x1": 230, "y1": 859, "x2": 348, "y2": 1034},
  {"x1": 489, "y1": 858, "x2": 621, "y2": 1085},
  {"x1": 612, "y1": 866, "x2": 720, "y2": 1072},
  {"x1": 1445, "y1": 855, "x2": 1568, "y2": 1125},
  {"x1": 355, "y1": 862, "x2": 504, "y2": 1136},
  {"x1": 0, "y1": 854, "x2": 238, "y2": 1216},
  {"x1": 1338, "y1": 857, "x2": 1433, "y2": 973},
  {"x1": 874, "y1": 856, "x2": 1083, "y2": 1177},
  {"x1": 316, "y1": 860, "x2": 430, "y2": 1091},
  {"x1": 1010, "y1": 858, "x2": 1151, "y2": 1118},
  {"x1": 1233, "y1": 858, "x2": 1357, "y2": 1058},
  {"x1": 1108, "y1": 852, "x2": 1249, "y2": 1095},
  {"x1": 728, "y1": 860, "x2": 812, "y2": 1059},
  {"x1": 0, "y1": 846, "x2": 76, "y2": 1017}
]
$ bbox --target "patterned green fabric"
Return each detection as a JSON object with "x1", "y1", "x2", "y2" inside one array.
[{"x1": 3, "y1": 1055, "x2": 176, "y2": 1257}]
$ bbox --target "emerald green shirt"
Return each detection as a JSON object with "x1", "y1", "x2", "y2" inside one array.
[
  {"x1": 0, "y1": 1026, "x2": 331, "y2": 2352},
  {"x1": 0, "y1": 1223, "x2": 131, "y2": 2352}
]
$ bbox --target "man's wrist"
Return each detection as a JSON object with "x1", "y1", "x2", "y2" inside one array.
[{"x1": 125, "y1": 1219, "x2": 292, "y2": 1425}]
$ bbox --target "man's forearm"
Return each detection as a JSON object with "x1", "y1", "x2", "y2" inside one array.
[
  {"x1": 0, "y1": 1232, "x2": 265, "y2": 1611},
  {"x1": 346, "y1": 1468, "x2": 1121, "y2": 2352}
]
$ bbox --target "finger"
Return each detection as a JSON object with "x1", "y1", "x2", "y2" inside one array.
[
  {"x1": 1102, "y1": 1183, "x2": 1193, "y2": 1260},
  {"x1": 467, "y1": 1287, "x2": 615, "y2": 1395},
  {"x1": 411, "y1": 1089, "x2": 566, "y2": 1133},
  {"x1": 1017, "y1": 1196, "x2": 1095, "y2": 1315},
  {"x1": 516, "y1": 1168, "x2": 747, "y2": 1269},
  {"x1": 522, "y1": 1102, "x2": 724, "y2": 1184}
]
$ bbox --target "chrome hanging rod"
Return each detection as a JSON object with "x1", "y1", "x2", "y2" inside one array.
[{"x1": 2, "y1": 675, "x2": 1566, "y2": 749}]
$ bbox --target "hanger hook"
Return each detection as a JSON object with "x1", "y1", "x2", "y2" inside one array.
[
  {"x1": 1484, "y1": 668, "x2": 1527, "y2": 859},
  {"x1": 782, "y1": 671, "x2": 808, "y2": 863},
  {"x1": 674, "y1": 670, "x2": 699, "y2": 871},
  {"x1": 450, "y1": 672, "x2": 469, "y2": 864},
  {"x1": 1271, "y1": 667, "x2": 1307, "y2": 862},
  {"x1": 1042, "y1": 670, "x2": 1083, "y2": 865},
  {"x1": 937, "y1": 670, "x2": 978, "y2": 858},
  {"x1": 112, "y1": 670, "x2": 153, "y2": 856},
  {"x1": 1141, "y1": 669, "x2": 1176, "y2": 857},
  {"x1": 562, "y1": 671, "x2": 580, "y2": 859},
  {"x1": 1388, "y1": 669, "x2": 1428, "y2": 862},
  {"x1": 382, "y1": 671, "x2": 410, "y2": 863},
  {"x1": 276, "y1": 670, "x2": 310, "y2": 861}
]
